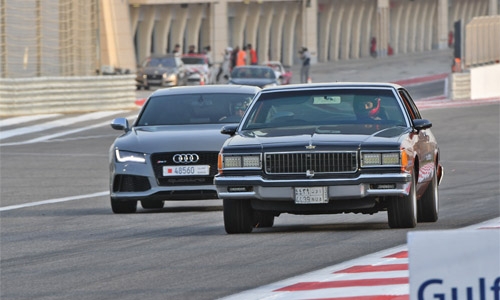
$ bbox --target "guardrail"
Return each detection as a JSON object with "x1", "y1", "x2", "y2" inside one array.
[{"x1": 0, "y1": 75, "x2": 137, "y2": 117}]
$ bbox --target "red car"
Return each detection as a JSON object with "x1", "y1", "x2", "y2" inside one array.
[{"x1": 262, "y1": 60, "x2": 293, "y2": 85}]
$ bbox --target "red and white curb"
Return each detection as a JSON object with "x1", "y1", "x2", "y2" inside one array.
[{"x1": 220, "y1": 218, "x2": 500, "y2": 300}]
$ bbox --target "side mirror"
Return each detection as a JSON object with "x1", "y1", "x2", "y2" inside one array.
[
  {"x1": 221, "y1": 124, "x2": 238, "y2": 136},
  {"x1": 413, "y1": 119, "x2": 432, "y2": 131},
  {"x1": 111, "y1": 117, "x2": 130, "y2": 132}
]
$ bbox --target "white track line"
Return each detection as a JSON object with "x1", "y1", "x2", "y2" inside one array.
[
  {"x1": 0, "y1": 111, "x2": 126, "y2": 140},
  {"x1": 0, "y1": 191, "x2": 109, "y2": 212}
]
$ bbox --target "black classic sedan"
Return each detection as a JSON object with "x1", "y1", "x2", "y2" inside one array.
[
  {"x1": 109, "y1": 85, "x2": 260, "y2": 213},
  {"x1": 214, "y1": 83, "x2": 444, "y2": 233}
]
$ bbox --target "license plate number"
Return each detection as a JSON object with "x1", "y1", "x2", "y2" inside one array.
[
  {"x1": 163, "y1": 165, "x2": 210, "y2": 176},
  {"x1": 294, "y1": 187, "x2": 328, "y2": 204}
]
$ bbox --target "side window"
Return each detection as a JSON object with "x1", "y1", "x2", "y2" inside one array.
[{"x1": 398, "y1": 89, "x2": 421, "y2": 120}]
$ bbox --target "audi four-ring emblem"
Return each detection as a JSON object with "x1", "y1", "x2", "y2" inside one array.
[{"x1": 173, "y1": 154, "x2": 200, "y2": 164}]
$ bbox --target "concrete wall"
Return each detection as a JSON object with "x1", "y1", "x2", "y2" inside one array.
[{"x1": 470, "y1": 64, "x2": 500, "y2": 100}]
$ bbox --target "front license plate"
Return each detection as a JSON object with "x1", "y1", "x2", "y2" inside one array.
[
  {"x1": 294, "y1": 187, "x2": 328, "y2": 204},
  {"x1": 163, "y1": 165, "x2": 210, "y2": 176}
]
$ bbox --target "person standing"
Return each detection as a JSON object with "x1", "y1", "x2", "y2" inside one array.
[
  {"x1": 247, "y1": 43, "x2": 258, "y2": 65},
  {"x1": 236, "y1": 46, "x2": 247, "y2": 67},
  {"x1": 299, "y1": 47, "x2": 311, "y2": 83},
  {"x1": 231, "y1": 46, "x2": 239, "y2": 71},
  {"x1": 188, "y1": 45, "x2": 196, "y2": 55},
  {"x1": 171, "y1": 44, "x2": 181, "y2": 57},
  {"x1": 216, "y1": 47, "x2": 232, "y2": 83}
]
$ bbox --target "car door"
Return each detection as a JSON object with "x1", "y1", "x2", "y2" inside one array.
[{"x1": 398, "y1": 88, "x2": 435, "y2": 191}]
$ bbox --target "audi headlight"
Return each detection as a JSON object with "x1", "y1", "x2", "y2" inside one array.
[
  {"x1": 361, "y1": 151, "x2": 401, "y2": 167},
  {"x1": 222, "y1": 154, "x2": 261, "y2": 169},
  {"x1": 115, "y1": 149, "x2": 146, "y2": 163}
]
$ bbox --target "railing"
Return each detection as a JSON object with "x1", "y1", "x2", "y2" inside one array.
[{"x1": 0, "y1": 75, "x2": 137, "y2": 116}]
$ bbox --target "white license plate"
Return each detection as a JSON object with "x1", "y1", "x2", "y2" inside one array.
[
  {"x1": 294, "y1": 187, "x2": 328, "y2": 204},
  {"x1": 163, "y1": 165, "x2": 210, "y2": 176}
]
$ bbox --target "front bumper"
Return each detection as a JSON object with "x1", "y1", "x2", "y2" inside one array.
[{"x1": 214, "y1": 173, "x2": 412, "y2": 201}]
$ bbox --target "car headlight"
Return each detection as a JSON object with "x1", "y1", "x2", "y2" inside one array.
[
  {"x1": 115, "y1": 149, "x2": 146, "y2": 163},
  {"x1": 219, "y1": 154, "x2": 261, "y2": 169},
  {"x1": 361, "y1": 151, "x2": 401, "y2": 167},
  {"x1": 163, "y1": 73, "x2": 176, "y2": 80}
]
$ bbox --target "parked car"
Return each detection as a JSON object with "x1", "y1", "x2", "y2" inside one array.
[
  {"x1": 229, "y1": 65, "x2": 280, "y2": 88},
  {"x1": 109, "y1": 85, "x2": 260, "y2": 213},
  {"x1": 262, "y1": 60, "x2": 293, "y2": 84},
  {"x1": 214, "y1": 82, "x2": 444, "y2": 233},
  {"x1": 136, "y1": 54, "x2": 188, "y2": 89},
  {"x1": 181, "y1": 54, "x2": 212, "y2": 85}
]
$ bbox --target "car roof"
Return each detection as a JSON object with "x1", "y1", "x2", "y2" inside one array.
[
  {"x1": 233, "y1": 65, "x2": 274, "y2": 70},
  {"x1": 259, "y1": 82, "x2": 404, "y2": 93},
  {"x1": 150, "y1": 84, "x2": 261, "y2": 97}
]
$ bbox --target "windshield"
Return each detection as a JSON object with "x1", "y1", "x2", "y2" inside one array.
[
  {"x1": 136, "y1": 93, "x2": 255, "y2": 126},
  {"x1": 231, "y1": 67, "x2": 276, "y2": 79},
  {"x1": 143, "y1": 57, "x2": 177, "y2": 68},
  {"x1": 241, "y1": 89, "x2": 407, "y2": 130},
  {"x1": 181, "y1": 57, "x2": 206, "y2": 65}
]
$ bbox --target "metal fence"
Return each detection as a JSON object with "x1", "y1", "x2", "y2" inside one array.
[{"x1": 0, "y1": 0, "x2": 99, "y2": 78}]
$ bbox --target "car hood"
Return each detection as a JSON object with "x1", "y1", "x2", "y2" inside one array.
[
  {"x1": 112, "y1": 124, "x2": 231, "y2": 153},
  {"x1": 229, "y1": 78, "x2": 277, "y2": 87},
  {"x1": 226, "y1": 125, "x2": 410, "y2": 150},
  {"x1": 142, "y1": 66, "x2": 178, "y2": 74}
]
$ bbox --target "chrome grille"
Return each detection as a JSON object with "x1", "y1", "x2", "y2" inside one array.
[{"x1": 265, "y1": 152, "x2": 358, "y2": 174}]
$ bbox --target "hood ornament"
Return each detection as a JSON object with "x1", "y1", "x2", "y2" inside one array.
[
  {"x1": 306, "y1": 169, "x2": 315, "y2": 178},
  {"x1": 305, "y1": 141, "x2": 316, "y2": 150}
]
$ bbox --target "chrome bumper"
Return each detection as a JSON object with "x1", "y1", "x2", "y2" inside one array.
[{"x1": 214, "y1": 173, "x2": 412, "y2": 200}]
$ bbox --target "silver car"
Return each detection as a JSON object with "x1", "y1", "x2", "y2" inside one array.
[{"x1": 109, "y1": 85, "x2": 260, "y2": 213}]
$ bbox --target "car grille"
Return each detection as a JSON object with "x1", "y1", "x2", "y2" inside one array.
[
  {"x1": 265, "y1": 152, "x2": 358, "y2": 174},
  {"x1": 146, "y1": 74, "x2": 162, "y2": 80},
  {"x1": 151, "y1": 152, "x2": 219, "y2": 186}
]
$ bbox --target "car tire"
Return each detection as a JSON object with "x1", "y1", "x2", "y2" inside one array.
[
  {"x1": 111, "y1": 199, "x2": 137, "y2": 214},
  {"x1": 141, "y1": 200, "x2": 164, "y2": 209},
  {"x1": 253, "y1": 211, "x2": 275, "y2": 228},
  {"x1": 417, "y1": 165, "x2": 439, "y2": 222},
  {"x1": 223, "y1": 199, "x2": 254, "y2": 234},
  {"x1": 387, "y1": 172, "x2": 417, "y2": 228}
]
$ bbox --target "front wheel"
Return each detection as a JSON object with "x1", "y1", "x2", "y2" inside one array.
[
  {"x1": 223, "y1": 199, "x2": 254, "y2": 234},
  {"x1": 418, "y1": 166, "x2": 439, "y2": 222},
  {"x1": 387, "y1": 173, "x2": 417, "y2": 228},
  {"x1": 111, "y1": 199, "x2": 137, "y2": 214}
]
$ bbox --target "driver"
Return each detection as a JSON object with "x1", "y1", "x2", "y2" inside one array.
[{"x1": 354, "y1": 97, "x2": 382, "y2": 120}]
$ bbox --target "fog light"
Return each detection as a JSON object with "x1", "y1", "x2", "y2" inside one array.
[
  {"x1": 371, "y1": 184, "x2": 396, "y2": 189},
  {"x1": 228, "y1": 186, "x2": 250, "y2": 192}
]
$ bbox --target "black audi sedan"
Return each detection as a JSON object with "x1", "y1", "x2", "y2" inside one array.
[
  {"x1": 109, "y1": 85, "x2": 260, "y2": 213},
  {"x1": 214, "y1": 83, "x2": 444, "y2": 233}
]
